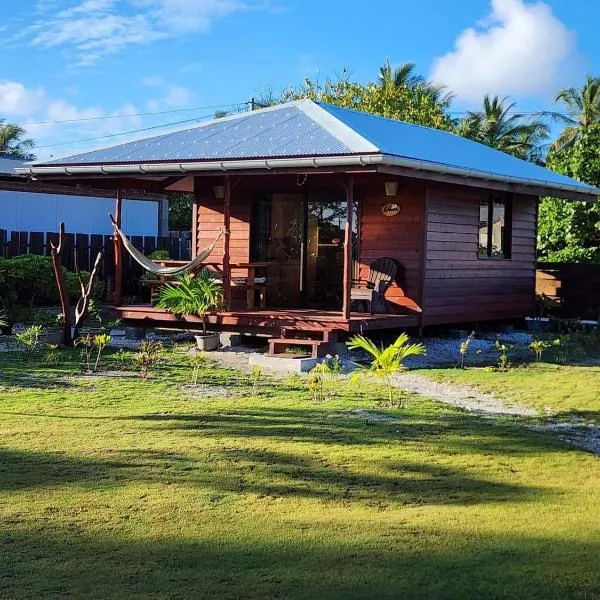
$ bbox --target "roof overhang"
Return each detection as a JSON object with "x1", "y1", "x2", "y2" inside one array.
[{"x1": 17, "y1": 153, "x2": 599, "y2": 202}]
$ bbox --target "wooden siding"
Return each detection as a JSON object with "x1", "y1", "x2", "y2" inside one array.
[
  {"x1": 196, "y1": 185, "x2": 250, "y2": 309},
  {"x1": 357, "y1": 181, "x2": 425, "y2": 315},
  {"x1": 422, "y1": 185, "x2": 536, "y2": 326}
]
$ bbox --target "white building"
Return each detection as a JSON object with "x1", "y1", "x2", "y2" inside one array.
[{"x1": 0, "y1": 157, "x2": 168, "y2": 236}]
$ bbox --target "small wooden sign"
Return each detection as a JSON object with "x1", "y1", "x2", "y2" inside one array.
[{"x1": 381, "y1": 202, "x2": 401, "y2": 217}]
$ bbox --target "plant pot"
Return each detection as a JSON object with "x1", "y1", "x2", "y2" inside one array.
[{"x1": 195, "y1": 332, "x2": 220, "y2": 351}]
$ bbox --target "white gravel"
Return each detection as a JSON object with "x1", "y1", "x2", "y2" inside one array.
[
  {"x1": 391, "y1": 372, "x2": 537, "y2": 417},
  {"x1": 528, "y1": 422, "x2": 600, "y2": 455}
]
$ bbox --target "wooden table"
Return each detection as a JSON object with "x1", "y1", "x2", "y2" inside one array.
[
  {"x1": 230, "y1": 261, "x2": 271, "y2": 309},
  {"x1": 143, "y1": 260, "x2": 270, "y2": 310}
]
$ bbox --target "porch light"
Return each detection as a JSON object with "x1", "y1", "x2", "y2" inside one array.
[
  {"x1": 213, "y1": 185, "x2": 225, "y2": 199},
  {"x1": 384, "y1": 181, "x2": 399, "y2": 197}
]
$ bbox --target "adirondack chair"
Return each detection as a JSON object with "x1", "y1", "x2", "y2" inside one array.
[{"x1": 350, "y1": 257, "x2": 398, "y2": 314}]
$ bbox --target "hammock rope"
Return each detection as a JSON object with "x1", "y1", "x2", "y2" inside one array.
[{"x1": 109, "y1": 214, "x2": 225, "y2": 277}]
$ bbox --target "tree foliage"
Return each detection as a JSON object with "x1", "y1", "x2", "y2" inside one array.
[
  {"x1": 168, "y1": 193, "x2": 193, "y2": 231},
  {"x1": 456, "y1": 95, "x2": 549, "y2": 162},
  {"x1": 552, "y1": 76, "x2": 600, "y2": 150},
  {"x1": 0, "y1": 119, "x2": 36, "y2": 160},
  {"x1": 280, "y1": 68, "x2": 454, "y2": 131},
  {"x1": 538, "y1": 123, "x2": 600, "y2": 263}
]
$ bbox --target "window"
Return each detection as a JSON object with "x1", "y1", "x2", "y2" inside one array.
[{"x1": 479, "y1": 193, "x2": 511, "y2": 258}]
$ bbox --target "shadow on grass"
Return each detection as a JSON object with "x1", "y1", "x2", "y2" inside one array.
[
  {"x1": 0, "y1": 428, "x2": 547, "y2": 507},
  {"x1": 0, "y1": 526, "x2": 598, "y2": 600},
  {"x1": 552, "y1": 409, "x2": 600, "y2": 423},
  {"x1": 122, "y1": 406, "x2": 571, "y2": 456}
]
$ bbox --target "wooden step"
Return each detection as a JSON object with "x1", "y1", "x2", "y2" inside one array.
[
  {"x1": 280, "y1": 326, "x2": 340, "y2": 343},
  {"x1": 268, "y1": 337, "x2": 337, "y2": 359}
]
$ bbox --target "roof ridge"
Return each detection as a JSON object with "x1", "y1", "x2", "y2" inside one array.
[{"x1": 298, "y1": 101, "x2": 379, "y2": 153}]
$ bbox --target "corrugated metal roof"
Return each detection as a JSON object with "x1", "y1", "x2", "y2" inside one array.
[
  {"x1": 319, "y1": 103, "x2": 600, "y2": 195},
  {"x1": 44, "y1": 103, "x2": 361, "y2": 166},
  {"x1": 26, "y1": 99, "x2": 599, "y2": 198},
  {"x1": 0, "y1": 156, "x2": 27, "y2": 176}
]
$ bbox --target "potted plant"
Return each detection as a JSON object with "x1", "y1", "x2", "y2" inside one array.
[{"x1": 156, "y1": 271, "x2": 223, "y2": 351}]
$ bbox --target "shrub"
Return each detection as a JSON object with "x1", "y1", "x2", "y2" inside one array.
[
  {"x1": 15, "y1": 325, "x2": 43, "y2": 357},
  {"x1": 156, "y1": 271, "x2": 223, "y2": 335},
  {"x1": 459, "y1": 331, "x2": 475, "y2": 368},
  {"x1": 529, "y1": 339, "x2": 551, "y2": 362},
  {"x1": 0, "y1": 254, "x2": 104, "y2": 309},
  {"x1": 347, "y1": 333, "x2": 425, "y2": 406},
  {"x1": 149, "y1": 250, "x2": 170, "y2": 260},
  {"x1": 42, "y1": 344, "x2": 62, "y2": 366},
  {"x1": 75, "y1": 334, "x2": 96, "y2": 372},
  {"x1": 134, "y1": 340, "x2": 164, "y2": 379},
  {"x1": 493, "y1": 340, "x2": 512, "y2": 371}
]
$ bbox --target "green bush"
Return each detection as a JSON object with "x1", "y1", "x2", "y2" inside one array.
[{"x1": 0, "y1": 254, "x2": 104, "y2": 311}]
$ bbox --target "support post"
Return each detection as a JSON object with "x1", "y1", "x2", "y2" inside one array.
[
  {"x1": 342, "y1": 175, "x2": 354, "y2": 320},
  {"x1": 50, "y1": 222, "x2": 72, "y2": 346},
  {"x1": 223, "y1": 176, "x2": 231, "y2": 310},
  {"x1": 191, "y1": 177, "x2": 200, "y2": 259},
  {"x1": 113, "y1": 188, "x2": 123, "y2": 305}
]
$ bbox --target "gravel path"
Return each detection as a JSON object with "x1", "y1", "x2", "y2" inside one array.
[
  {"x1": 392, "y1": 372, "x2": 600, "y2": 455},
  {"x1": 391, "y1": 372, "x2": 537, "y2": 417}
]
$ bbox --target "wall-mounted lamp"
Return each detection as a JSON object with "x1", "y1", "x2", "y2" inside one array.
[
  {"x1": 384, "y1": 181, "x2": 399, "y2": 197},
  {"x1": 213, "y1": 185, "x2": 225, "y2": 199}
]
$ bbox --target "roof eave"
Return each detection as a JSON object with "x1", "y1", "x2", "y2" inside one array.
[
  {"x1": 17, "y1": 153, "x2": 599, "y2": 202},
  {"x1": 379, "y1": 155, "x2": 599, "y2": 203}
]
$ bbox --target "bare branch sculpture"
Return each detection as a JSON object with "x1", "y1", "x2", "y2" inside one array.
[
  {"x1": 49, "y1": 222, "x2": 72, "y2": 346},
  {"x1": 50, "y1": 222, "x2": 103, "y2": 346}
]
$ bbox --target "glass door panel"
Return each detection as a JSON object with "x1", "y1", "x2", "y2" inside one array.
[
  {"x1": 305, "y1": 195, "x2": 346, "y2": 309},
  {"x1": 251, "y1": 192, "x2": 360, "y2": 310},
  {"x1": 265, "y1": 193, "x2": 305, "y2": 307}
]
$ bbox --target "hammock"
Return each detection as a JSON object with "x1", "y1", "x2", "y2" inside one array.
[{"x1": 109, "y1": 214, "x2": 225, "y2": 277}]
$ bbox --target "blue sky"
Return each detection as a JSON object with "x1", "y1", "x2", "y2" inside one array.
[{"x1": 1, "y1": 0, "x2": 598, "y2": 160}]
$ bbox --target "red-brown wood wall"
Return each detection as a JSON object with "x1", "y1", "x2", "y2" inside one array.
[
  {"x1": 193, "y1": 174, "x2": 537, "y2": 324},
  {"x1": 357, "y1": 179, "x2": 424, "y2": 316},
  {"x1": 195, "y1": 186, "x2": 251, "y2": 309},
  {"x1": 422, "y1": 185, "x2": 536, "y2": 326}
]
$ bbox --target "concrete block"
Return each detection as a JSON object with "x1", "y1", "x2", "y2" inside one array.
[
  {"x1": 249, "y1": 353, "x2": 318, "y2": 373},
  {"x1": 124, "y1": 326, "x2": 145, "y2": 340},
  {"x1": 220, "y1": 332, "x2": 242, "y2": 348}
]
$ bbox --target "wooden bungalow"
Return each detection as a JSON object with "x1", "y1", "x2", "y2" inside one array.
[{"x1": 19, "y1": 100, "x2": 599, "y2": 355}]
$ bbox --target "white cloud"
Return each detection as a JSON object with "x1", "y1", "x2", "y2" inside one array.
[
  {"x1": 0, "y1": 80, "x2": 46, "y2": 116},
  {"x1": 0, "y1": 79, "x2": 145, "y2": 160},
  {"x1": 163, "y1": 85, "x2": 194, "y2": 107},
  {"x1": 429, "y1": 0, "x2": 581, "y2": 103},
  {"x1": 145, "y1": 83, "x2": 195, "y2": 112},
  {"x1": 141, "y1": 75, "x2": 165, "y2": 87},
  {"x1": 14, "y1": 0, "x2": 263, "y2": 65}
]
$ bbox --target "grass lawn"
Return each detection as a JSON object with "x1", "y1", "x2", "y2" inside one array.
[
  {"x1": 0, "y1": 350, "x2": 599, "y2": 599},
  {"x1": 423, "y1": 363, "x2": 600, "y2": 421}
]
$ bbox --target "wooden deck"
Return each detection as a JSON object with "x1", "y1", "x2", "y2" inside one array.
[{"x1": 114, "y1": 305, "x2": 420, "y2": 335}]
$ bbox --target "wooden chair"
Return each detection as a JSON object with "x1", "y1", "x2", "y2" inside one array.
[{"x1": 351, "y1": 257, "x2": 398, "y2": 314}]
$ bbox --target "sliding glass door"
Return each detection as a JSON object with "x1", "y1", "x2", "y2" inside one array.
[{"x1": 251, "y1": 192, "x2": 359, "y2": 309}]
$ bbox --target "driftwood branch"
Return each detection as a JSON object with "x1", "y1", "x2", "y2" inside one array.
[
  {"x1": 50, "y1": 223, "x2": 104, "y2": 346},
  {"x1": 50, "y1": 222, "x2": 72, "y2": 346},
  {"x1": 73, "y1": 250, "x2": 103, "y2": 340}
]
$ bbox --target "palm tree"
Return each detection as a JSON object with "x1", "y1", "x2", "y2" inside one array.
[
  {"x1": 377, "y1": 60, "x2": 424, "y2": 91},
  {"x1": 456, "y1": 95, "x2": 549, "y2": 162},
  {"x1": 413, "y1": 81, "x2": 455, "y2": 111},
  {"x1": 0, "y1": 119, "x2": 35, "y2": 160},
  {"x1": 347, "y1": 333, "x2": 425, "y2": 406},
  {"x1": 552, "y1": 75, "x2": 600, "y2": 149},
  {"x1": 378, "y1": 59, "x2": 454, "y2": 111}
]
